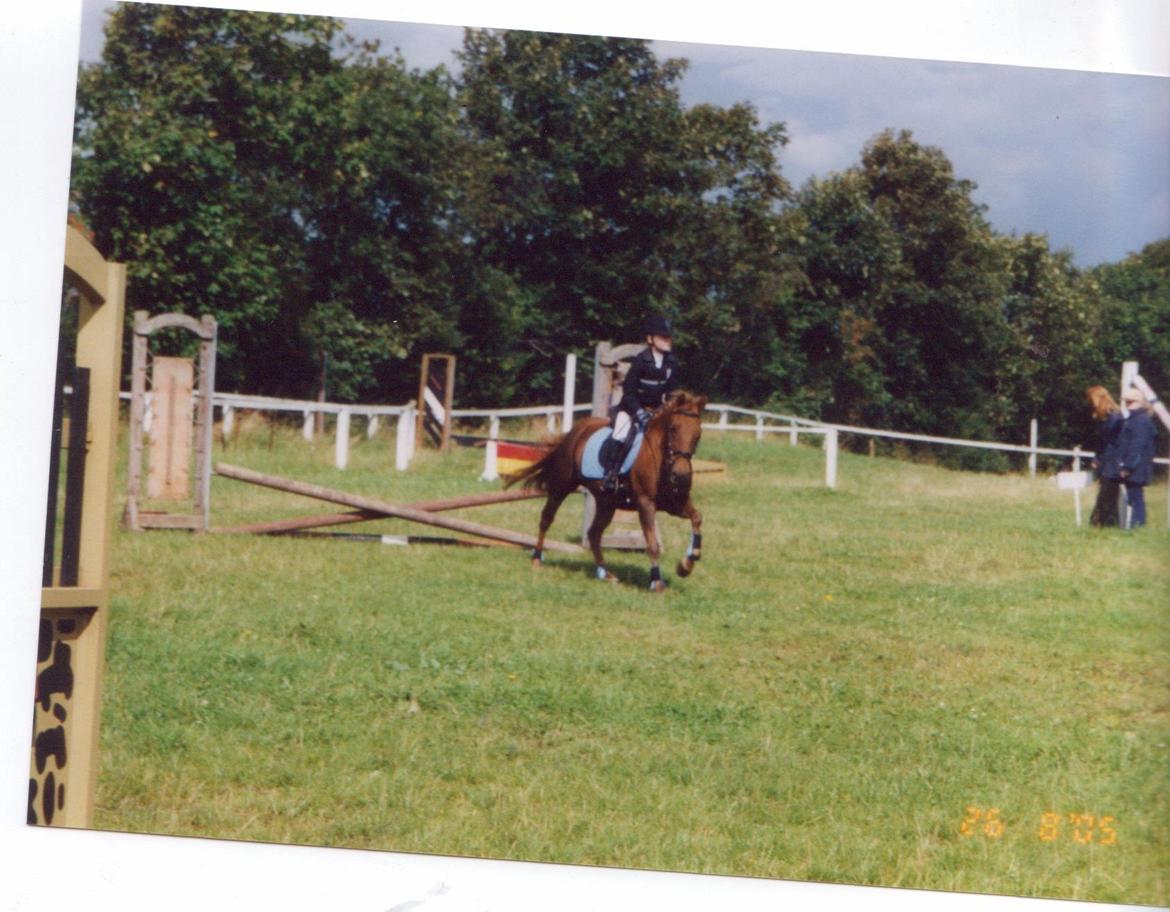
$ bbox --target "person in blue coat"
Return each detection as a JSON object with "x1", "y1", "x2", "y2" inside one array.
[
  {"x1": 1118, "y1": 387, "x2": 1158, "y2": 528},
  {"x1": 1086, "y1": 385, "x2": 1124, "y2": 527}
]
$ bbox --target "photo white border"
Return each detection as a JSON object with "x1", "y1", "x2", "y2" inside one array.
[{"x1": 3, "y1": 3, "x2": 1166, "y2": 910}]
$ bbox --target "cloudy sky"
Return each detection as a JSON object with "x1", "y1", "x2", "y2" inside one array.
[{"x1": 76, "y1": 1, "x2": 1169, "y2": 267}]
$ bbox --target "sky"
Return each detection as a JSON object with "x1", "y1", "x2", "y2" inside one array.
[{"x1": 75, "y1": 0, "x2": 1170, "y2": 268}]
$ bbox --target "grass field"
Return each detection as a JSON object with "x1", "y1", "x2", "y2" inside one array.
[{"x1": 92, "y1": 420, "x2": 1168, "y2": 905}]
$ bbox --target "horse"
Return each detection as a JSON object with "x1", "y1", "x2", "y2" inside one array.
[{"x1": 505, "y1": 390, "x2": 707, "y2": 592}]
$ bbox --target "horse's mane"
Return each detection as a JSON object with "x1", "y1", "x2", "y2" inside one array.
[{"x1": 647, "y1": 390, "x2": 707, "y2": 431}]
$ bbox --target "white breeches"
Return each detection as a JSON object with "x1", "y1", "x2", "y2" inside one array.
[{"x1": 612, "y1": 410, "x2": 633, "y2": 442}]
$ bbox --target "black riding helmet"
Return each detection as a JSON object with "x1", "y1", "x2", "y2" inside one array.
[{"x1": 643, "y1": 315, "x2": 673, "y2": 338}]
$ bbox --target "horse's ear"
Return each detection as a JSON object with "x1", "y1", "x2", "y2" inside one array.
[{"x1": 695, "y1": 394, "x2": 708, "y2": 412}]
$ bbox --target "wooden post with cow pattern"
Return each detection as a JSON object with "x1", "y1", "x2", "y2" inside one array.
[{"x1": 31, "y1": 226, "x2": 126, "y2": 827}]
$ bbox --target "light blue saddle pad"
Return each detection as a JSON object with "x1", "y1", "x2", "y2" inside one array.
[{"x1": 581, "y1": 427, "x2": 644, "y2": 479}]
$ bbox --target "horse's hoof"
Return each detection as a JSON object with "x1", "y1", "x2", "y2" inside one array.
[
  {"x1": 649, "y1": 579, "x2": 669, "y2": 593},
  {"x1": 531, "y1": 557, "x2": 542, "y2": 568},
  {"x1": 596, "y1": 569, "x2": 620, "y2": 584},
  {"x1": 676, "y1": 559, "x2": 692, "y2": 578}
]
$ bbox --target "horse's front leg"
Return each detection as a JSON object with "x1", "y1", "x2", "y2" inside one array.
[
  {"x1": 676, "y1": 498, "x2": 702, "y2": 578},
  {"x1": 635, "y1": 496, "x2": 666, "y2": 592},
  {"x1": 587, "y1": 493, "x2": 620, "y2": 582}
]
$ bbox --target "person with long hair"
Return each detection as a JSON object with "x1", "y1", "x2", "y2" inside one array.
[
  {"x1": 1085, "y1": 385, "x2": 1124, "y2": 527},
  {"x1": 1119, "y1": 387, "x2": 1157, "y2": 529}
]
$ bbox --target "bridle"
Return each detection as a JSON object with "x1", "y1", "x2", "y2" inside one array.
[{"x1": 663, "y1": 409, "x2": 702, "y2": 479}]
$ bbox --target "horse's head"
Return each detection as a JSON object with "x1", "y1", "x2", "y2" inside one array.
[{"x1": 656, "y1": 391, "x2": 707, "y2": 490}]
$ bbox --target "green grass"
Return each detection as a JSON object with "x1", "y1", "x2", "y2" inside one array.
[{"x1": 94, "y1": 422, "x2": 1169, "y2": 905}]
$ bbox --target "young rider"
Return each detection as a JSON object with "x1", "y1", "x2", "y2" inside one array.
[{"x1": 601, "y1": 314, "x2": 681, "y2": 492}]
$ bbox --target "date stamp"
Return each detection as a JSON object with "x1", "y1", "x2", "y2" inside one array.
[{"x1": 960, "y1": 807, "x2": 1118, "y2": 845}]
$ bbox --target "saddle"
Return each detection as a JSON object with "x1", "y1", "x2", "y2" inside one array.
[{"x1": 580, "y1": 426, "x2": 644, "y2": 480}]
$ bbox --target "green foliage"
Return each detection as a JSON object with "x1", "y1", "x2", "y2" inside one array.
[
  {"x1": 72, "y1": 10, "x2": 1167, "y2": 456},
  {"x1": 73, "y1": 4, "x2": 344, "y2": 392}
]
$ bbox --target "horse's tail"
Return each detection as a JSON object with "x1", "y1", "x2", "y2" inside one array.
[{"x1": 502, "y1": 437, "x2": 565, "y2": 491}]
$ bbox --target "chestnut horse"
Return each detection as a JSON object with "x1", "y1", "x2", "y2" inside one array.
[{"x1": 505, "y1": 390, "x2": 707, "y2": 591}]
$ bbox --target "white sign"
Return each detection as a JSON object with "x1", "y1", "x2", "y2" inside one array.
[{"x1": 1056, "y1": 470, "x2": 1093, "y2": 490}]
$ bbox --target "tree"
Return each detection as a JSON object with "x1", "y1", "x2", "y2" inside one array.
[
  {"x1": 290, "y1": 51, "x2": 470, "y2": 402},
  {"x1": 72, "y1": 4, "x2": 344, "y2": 393},
  {"x1": 856, "y1": 130, "x2": 1012, "y2": 445},
  {"x1": 1092, "y1": 238, "x2": 1170, "y2": 407},
  {"x1": 454, "y1": 30, "x2": 793, "y2": 403},
  {"x1": 786, "y1": 171, "x2": 902, "y2": 425}
]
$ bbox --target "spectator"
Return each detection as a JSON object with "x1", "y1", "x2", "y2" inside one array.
[
  {"x1": 1085, "y1": 386, "x2": 1124, "y2": 528},
  {"x1": 1119, "y1": 387, "x2": 1157, "y2": 529}
]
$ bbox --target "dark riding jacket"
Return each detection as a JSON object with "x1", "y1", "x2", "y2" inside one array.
[
  {"x1": 1094, "y1": 412, "x2": 1124, "y2": 480},
  {"x1": 619, "y1": 348, "x2": 681, "y2": 417}
]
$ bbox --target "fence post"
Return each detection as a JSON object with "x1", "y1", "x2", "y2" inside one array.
[
  {"x1": 1121, "y1": 361, "x2": 1139, "y2": 415},
  {"x1": 367, "y1": 414, "x2": 379, "y2": 439},
  {"x1": 563, "y1": 353, "x2": 576, "y2": 433},
  {"x1": 547, "y1": 410, "x2": 557, "y2": 434},
  {"x1": 480, "y1": 415, "x2": 501, "y2": 482},
  {"x1": 1028, "y1": 419, "x2": 1038, "y2": 477},
  {"x1": 222, "y1": 404, "x2": 234, "y2": 441},
  {"x1": 335, "y1": 409, "x2": 350, "y2": 470},
  {"x1": 790, "y1": 421, "x2": 798, "y2": 446},
  {"x1": 395, "y1": 408, "x2": 413, "y2": 471},
  {"x1": 1072, "y1": 446, "x2": 1083, "y2": 527},
  {"x1": 756, "y1": 415, "x2": 764, "y2": 442},
  {"x1": 303, "y1": 410, "x2": 314, "y2": 441},
  {"x1": 719, "y1": 409, "x2": 728, "y2": 431},
  {"x1": 825, "y1": 428, "x2": 838, "y2": 489}
]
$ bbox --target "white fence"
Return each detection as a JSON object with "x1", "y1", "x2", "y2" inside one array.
[{"x1": 112, "y1": 390, "x2": 1165, "y2": 485}]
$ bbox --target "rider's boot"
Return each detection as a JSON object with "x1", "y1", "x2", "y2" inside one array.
[{"x1": 600, "y1": 438, "x2": 623, "y2": 494}]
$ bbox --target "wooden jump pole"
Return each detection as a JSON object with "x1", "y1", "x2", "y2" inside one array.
[
  {"x1": 214, "y1": 488, "x2": 546, "y2": 536},
  {"x1": 214, "y1": 463, "x2": 582, "y2": 554}
]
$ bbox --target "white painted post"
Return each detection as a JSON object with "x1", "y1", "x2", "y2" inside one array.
[
  {"x1": 1072, "y1": 446, "x2": 1083, "y2": 527},
  {"x1": 222, "y1": 405, "x2": 234, "y2": 440},
  {"x1": 480, "y1": 415, "x2": 501, "y2": 482},
  {"x1": 303, "y1": 410, "x2": 314, "y2": 441},
  {"x1": 395, "y1": 408, "x2": 412, "y2": 471},
  {"x1": 755, "y1": 415, "x2": 764, "y2": 442},
  {"x1": 367, "y1": 414, "x2": 379, "y2": 439},
  {"x1": 547, "y1": 410, "x2": 557, "y2": 434},
  {"x1": 143, "y1": 391, "x2": 154, "y2": 436},
  {"x1": 719, "y1": 409, "x2": 728, "y2": 431},
  {"x1": 825, "y1": 428, "x2": 838, "y2": 489},
  {"x1": 563, "y1": 353, "x2": 576, "y2": 433},
  {"x1": 1121, "y1": 360, "x2": 1139, "y2": 416},
  {"x1": 335, "y1": 410, "x2": 350, "y2": 470},
  {"x1": 789, "y1": 421, "x2": 797, "y2": 446},
  {"x1": 1028, "y1": 419, "x2": 1038, "y2": 477}
]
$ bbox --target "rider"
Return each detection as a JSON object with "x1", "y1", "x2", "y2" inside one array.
[{"x1": 601, "y1": 314, "x2": 681, "y2": 493}]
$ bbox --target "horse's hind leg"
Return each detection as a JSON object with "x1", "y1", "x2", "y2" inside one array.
[
  {"x1": 587, "y1": 497, "x2": 620, "y2": 582},
  {"x1": 676, "y1": 498, "x2": 703, "y2": 578},
  {"x1": 532, "y1": 488, "x2": 570, "y2": 567}
]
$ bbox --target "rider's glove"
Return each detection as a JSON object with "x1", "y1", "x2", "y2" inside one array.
[{"x1": 635, "y1": 408, "x2": 651, "y2": 431}]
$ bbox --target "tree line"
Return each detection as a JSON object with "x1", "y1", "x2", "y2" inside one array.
[{"x1": 71, "y1": 5, "x2": 1168, "y2": 463}]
